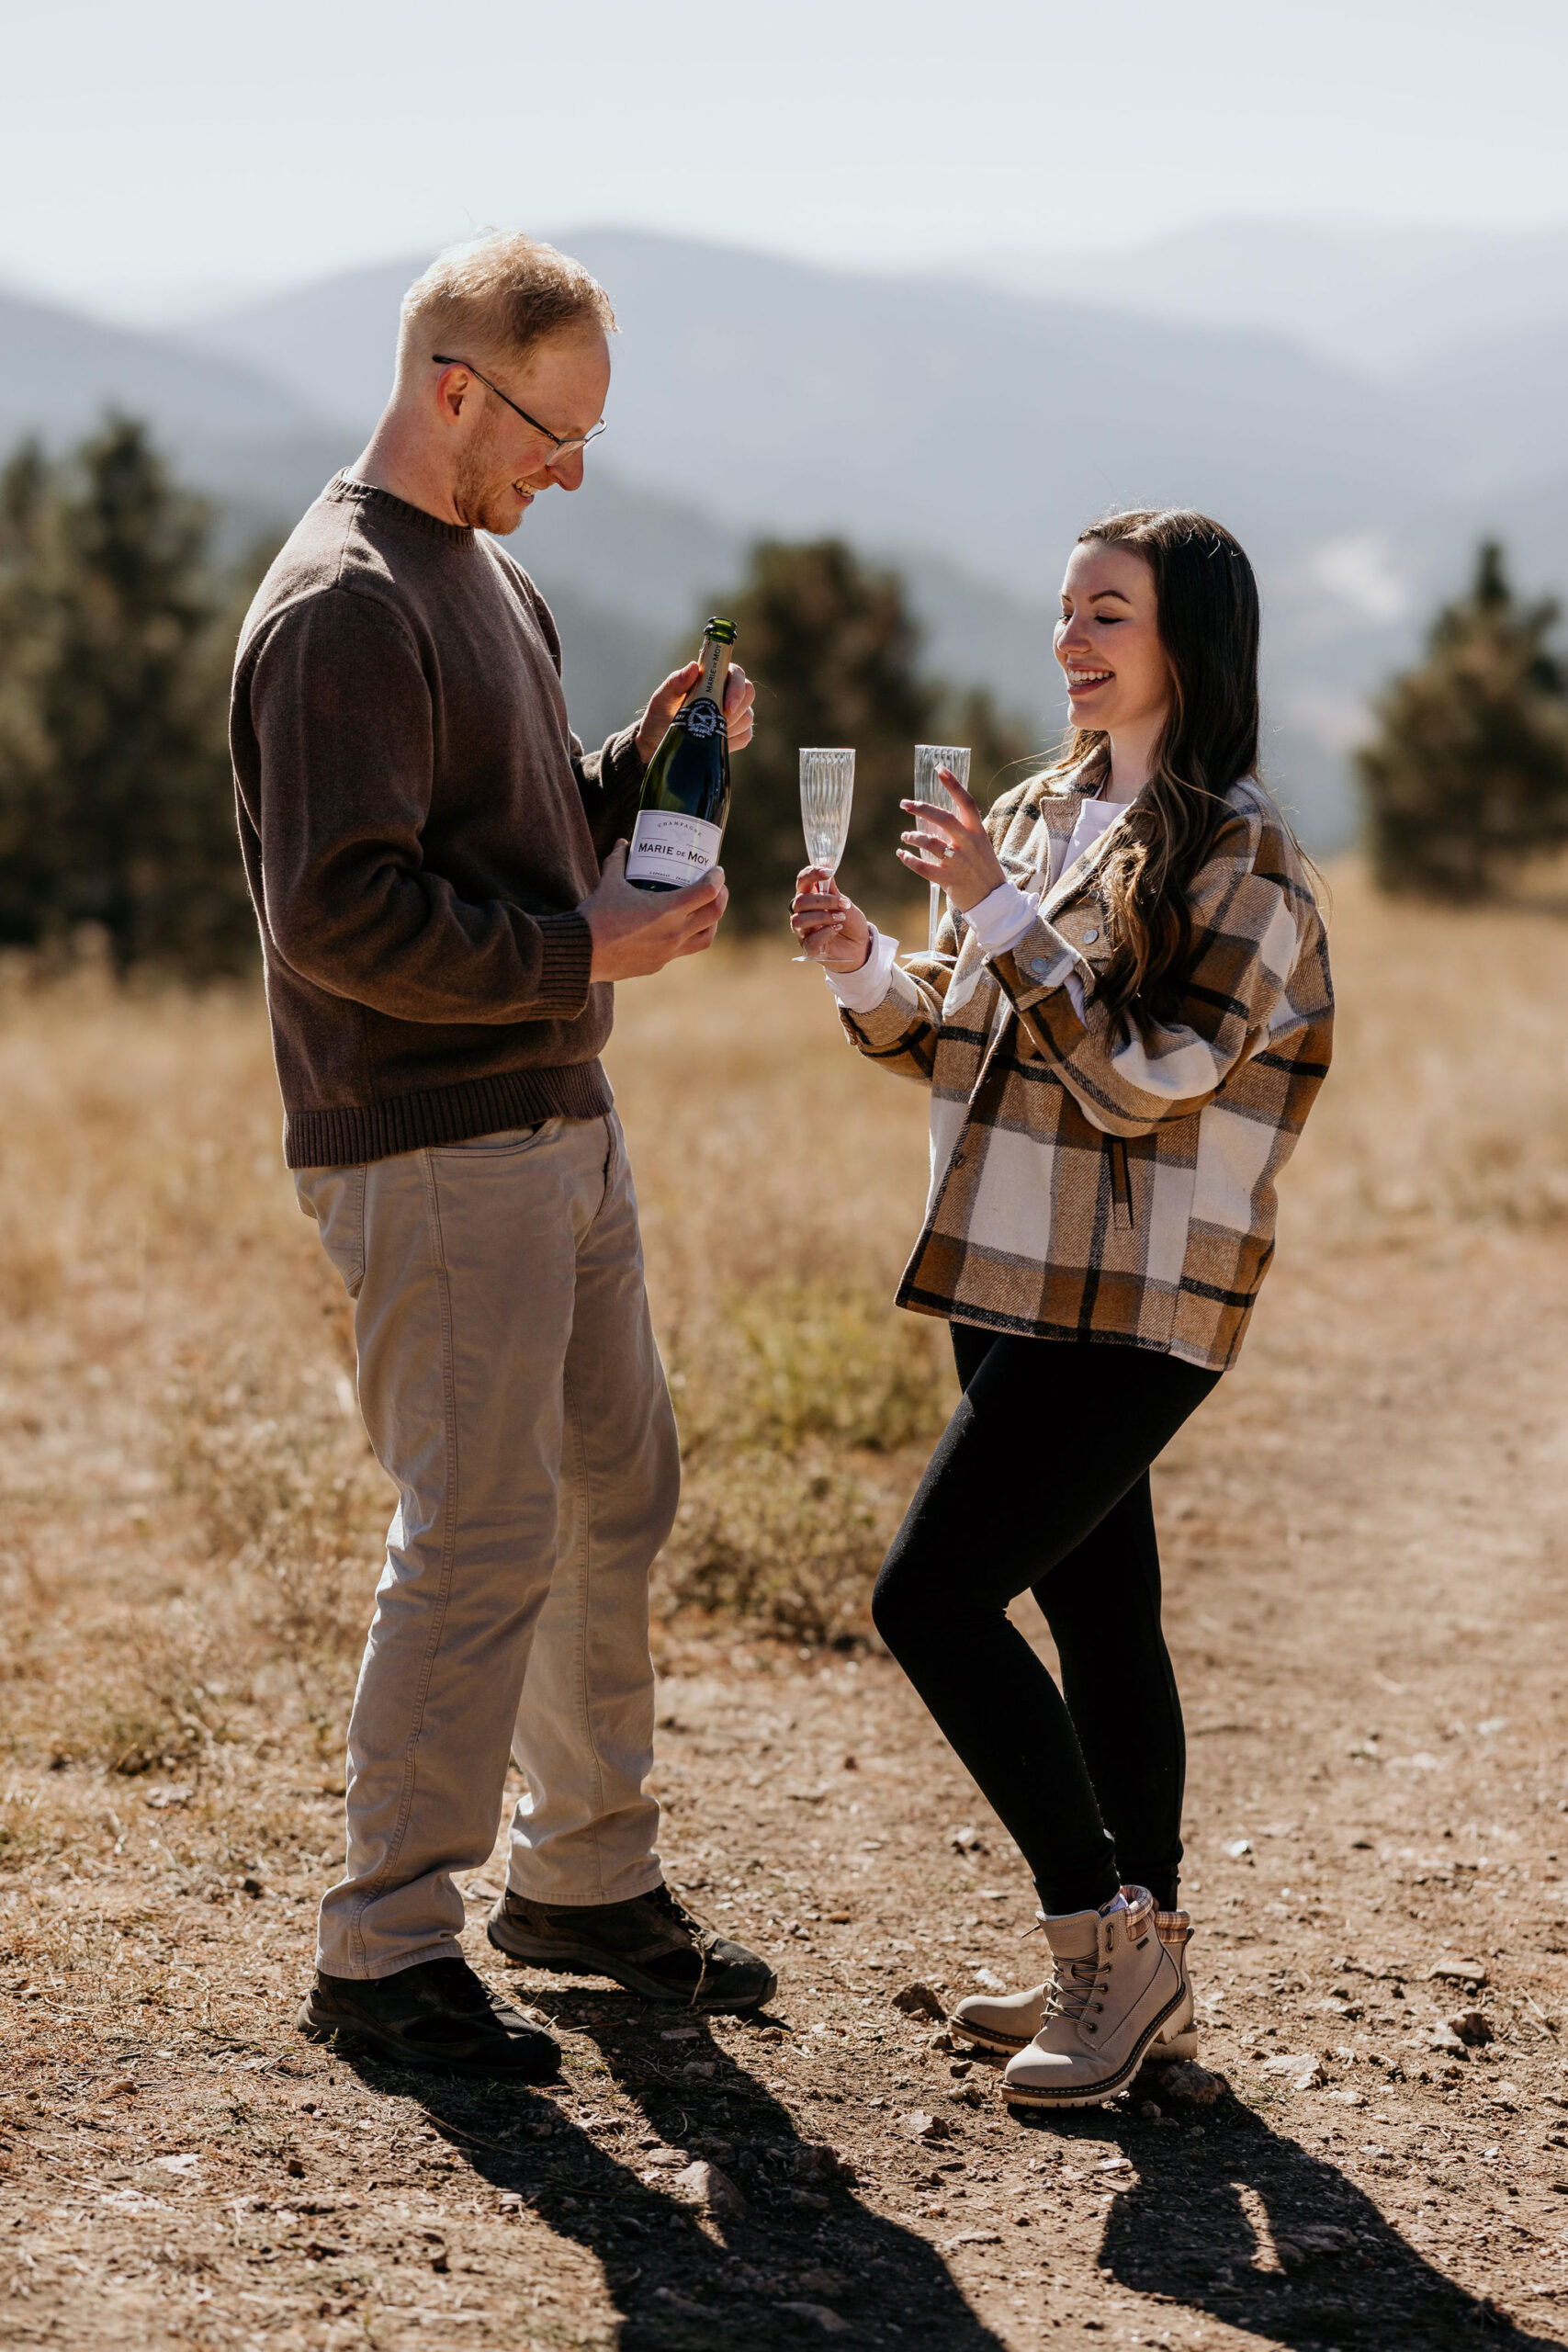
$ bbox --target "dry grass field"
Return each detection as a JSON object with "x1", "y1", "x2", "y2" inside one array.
[{"x1": 3, "y1": 865, "x2": 1568, "y2": 2352}]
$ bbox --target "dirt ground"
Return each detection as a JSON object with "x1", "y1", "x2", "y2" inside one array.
[
  {"x1": 4, "y1": 885, "x2": 1568, "y2": 2351},
  {"x1": 4, "y1": 1214, "x2": 1567, "y2": 2351}
]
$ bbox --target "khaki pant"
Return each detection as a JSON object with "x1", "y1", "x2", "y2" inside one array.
[{"x1": 296, "y1": 1113, "x2": 679, "y2": 1979}]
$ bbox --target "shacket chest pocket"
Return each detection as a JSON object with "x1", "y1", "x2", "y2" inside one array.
[{"x1": 1010, "y1": 888, "x2": 1114, "y2": 1060}]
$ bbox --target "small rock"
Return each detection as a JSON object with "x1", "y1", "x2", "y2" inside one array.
[
  {"x1": 640, "y1": 2147, "x2": 687, "y2": 2168},
  {"x1": 892, "y1": 1982, "x2": 946, "y2": 2021},
  {"x1": 777, "y1": 2303, "x2": 851, "y2": 2336},
  {"x1": 1428, "y1": 2023, "x2": 1468, "y2": 2055},
  {"x1": 795, "y1": 2267, "x2": 847, "y2": 2296},
  {"x1": 1293, "y1": 2223, "x2": 1354, "y2": 2254},
  {"x1": 1224, "y1": 1838, "x2": 1253, "y2": 1860},
  {"x1": 794, "y1": 2143, "x2": 854, "y2": 2186},
  {"x1": 152, "y1": 2154, "x2": 200, "y2": 2176},
  {"x1": 948, "y1": 2228, "x2": 1003, "y2": 2246},
  {"x1": 1449, "y1": 2008, "x2": 1495, "y2": 2046},
  {"x1": 928, "y1": 2026, "x2": 955, "y2": 2052},
  {"x1": 949, "y1": 1824, "x2": 985, "y2": 1851},
  {"x1": 285, "y1": 2156, "x2": 306, "y2": 2177},
  {"x1": 671, "y1": 2159, "x2": 745, "y2": 2217},
  {"x1": 973, "y1": 1967, "x2": 1006, "y2": 1993},
  {"x1": 241, "y1": 1872, "x2": 266, "y2": 1898},
  {"x1": 1328, "y1": 2088, "x2": 1369, "y2": 2107},
  {"x1": 901, "y1": 2109, "x2": 950, "y2": 2142},
  {"x1": 1149, "y1": 2061, "x2": 1228, "y2": 2106},
  {"x1": 654, "y1": 2287, "x2": 717, "y2": 2318},
  {"x1": 660, "y1": 2026, "x2": 701, "y2": 2041},
  {"x1": 1260, "y1": 2051, "x2": 1322, "y2": 2078},
  {"x1": 1428, "y1": 1961, "x2": 1487, "y2": 1989}
]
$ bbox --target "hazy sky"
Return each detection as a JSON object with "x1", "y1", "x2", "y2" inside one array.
[{"x1": 6, "y1": 0, "x2": 1568, "y2": 318}]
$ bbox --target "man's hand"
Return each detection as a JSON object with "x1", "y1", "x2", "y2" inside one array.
[
  {"x1": 581, "y1": 842, "x2": 728, "y2": 981},
  {"x1": 635, "y1": 661, "x2": 756, "y2": 766}
]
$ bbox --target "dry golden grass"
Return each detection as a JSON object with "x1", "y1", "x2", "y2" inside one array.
[{"x1": 0, "y1": 865, "x2": 1564, "y2": 1827}]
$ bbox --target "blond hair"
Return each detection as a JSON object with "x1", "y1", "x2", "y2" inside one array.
[{"x1": 396, "y1": 232, "x2": 616, "y2": 387}]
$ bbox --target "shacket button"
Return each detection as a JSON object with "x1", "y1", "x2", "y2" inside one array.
[{"x1": 1082, "y1": 927, "x2": 1100, "y2": 944}]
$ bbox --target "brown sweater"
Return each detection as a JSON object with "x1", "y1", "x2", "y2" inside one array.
[{"x1": 231, "y1": 474, "x2": 645, "y2": 1169}]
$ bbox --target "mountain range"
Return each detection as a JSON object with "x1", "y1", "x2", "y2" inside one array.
[{"x1": 6, "y1": 218, "x2": 1568, "y2": 849}]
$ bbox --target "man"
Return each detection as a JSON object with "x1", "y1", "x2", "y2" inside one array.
[{"x1": 230, "y1": 232, "x2": 774, "y2": 2081}]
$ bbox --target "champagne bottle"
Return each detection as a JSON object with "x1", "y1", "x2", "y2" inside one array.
[{"x1": 626, "y1": 617, "x2": 737, "y2": 890}]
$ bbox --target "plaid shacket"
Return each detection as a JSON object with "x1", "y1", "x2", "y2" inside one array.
[{"x1": 840, "y1": 774, "x2": 1334, "y2": 1373}]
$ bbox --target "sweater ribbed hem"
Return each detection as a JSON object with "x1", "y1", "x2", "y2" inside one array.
[
  {"x1": 532, "y1": 911, "x2": 595, "y2": 1018},
  {"x1": 284, "y1": 1060, "x2": 615, "y2": 1170}
]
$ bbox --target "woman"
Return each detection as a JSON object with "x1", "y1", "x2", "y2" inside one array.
[{"x1": 790, "y1": 508, "x2": 1333, "y2": 2113}]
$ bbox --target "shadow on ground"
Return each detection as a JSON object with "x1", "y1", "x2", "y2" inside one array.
[
  {"x1": 1017, "y1": 2079, "x2": 1560, "y2": 2352},
  {"x1": 340, "y1": 1984, "x2": 1005, "y2": 2349}
]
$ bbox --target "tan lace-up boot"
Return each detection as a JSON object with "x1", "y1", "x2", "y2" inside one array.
[
  {"x1": 999, "y1": 1886, "x2": 1185, "y2": 2109},
  {"x1": 1145, "y1": 1899, "x2": 1198, "y2": 2061},
  {"x1": 951, "y1": 1894, "x2": 1198, "y2": 2064}
]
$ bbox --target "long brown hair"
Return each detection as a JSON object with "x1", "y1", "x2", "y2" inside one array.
[{"x1": 1048, "y1": 507, "x2": 1265, "y2": 1024}]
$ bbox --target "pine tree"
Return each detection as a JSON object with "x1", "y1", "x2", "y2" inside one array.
[
  {"x1": 1358, "y1": 542, "x2": 1568, "y2": 901},
  {"x1": 709, "y1": 537, "x2": 1032, "y2": 929},
  {"x1": 0, "y1": 416, "x2": 261, "y2": 974}
]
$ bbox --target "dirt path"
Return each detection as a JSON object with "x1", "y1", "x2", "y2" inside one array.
[{"x1": 4, "y1": 1217, "x2": 1567, "y2": 2351}]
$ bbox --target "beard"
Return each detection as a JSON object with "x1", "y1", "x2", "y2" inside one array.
[{"x1": 452, "y1": 419, "x2": 532, "y2": 535}]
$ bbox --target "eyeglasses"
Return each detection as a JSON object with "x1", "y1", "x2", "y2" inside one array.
[{"x1": 432, "y1": 354, "x2": 607, "y2": 466}]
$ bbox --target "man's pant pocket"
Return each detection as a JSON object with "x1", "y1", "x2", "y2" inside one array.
[{"x1": 295, "y1": 1163, "x2": 367, "y2": 1299}]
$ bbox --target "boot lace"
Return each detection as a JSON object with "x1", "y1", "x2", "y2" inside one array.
[{"x1": 1041, "y1": 1947, "x2": 1108, "y2": 2029}]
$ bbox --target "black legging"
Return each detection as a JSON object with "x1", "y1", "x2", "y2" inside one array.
[{"x1": 871, "y1": 1325, "x2": 1219, "y2": 1917}]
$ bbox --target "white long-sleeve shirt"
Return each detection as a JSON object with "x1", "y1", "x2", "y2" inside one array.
[{"x1": 828, "y1": 788, "x2": 1129, "y2": 1017}]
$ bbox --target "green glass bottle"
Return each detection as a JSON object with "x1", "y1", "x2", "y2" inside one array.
[{"x1": 626, "y1": 616, "x2": 737, "y2": 890}]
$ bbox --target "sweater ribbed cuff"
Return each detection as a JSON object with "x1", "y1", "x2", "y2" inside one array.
[
  {"x1": 532, "y1": 911, "x2": 595, "y2": 1018},
  {"x1": 602, "y1": 722, "x2": 646, "y2": 799}
]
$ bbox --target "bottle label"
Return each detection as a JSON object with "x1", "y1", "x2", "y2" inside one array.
[
  {"x1": 626, "y1": 808, "x2": 724, "y2": 886},
  {"x1": 678, "y1": 696, "x2": 725, "y2": 741}
]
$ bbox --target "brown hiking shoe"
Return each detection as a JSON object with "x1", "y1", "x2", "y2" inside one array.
[
  {"x1": 298, "y1": 1957, "x2": 560, "y2": 2081},
  {"x1": 487, "y1": 1882, "x2": 777, "y2": 2012}
]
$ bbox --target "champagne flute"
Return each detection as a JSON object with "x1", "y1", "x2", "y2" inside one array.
[
  {"x1": 795, "y1": 748, "x2": 856, "y2": 962},
  {"x1": 913, "y1": 742, "x2": 972, "y2": 953}
]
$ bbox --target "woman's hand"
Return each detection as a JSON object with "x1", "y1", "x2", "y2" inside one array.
[
  {"x1": 897, "y1": 769, "x2": 1006, "y2": 912},
  {"x1": 791, "y1": 866, "x2": 873, "y2": 971}
]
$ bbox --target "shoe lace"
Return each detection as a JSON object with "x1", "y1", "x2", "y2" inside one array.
[
  {"x1": 423, "y1": 1958, "x2": 491, "y2": 2012},
  {"x1": 649, "y1": 1884, "x2": 716, "y2": 2007},
  {"x1": 1041, "y1": 1946, "x2": 1107, "y2": 2028}
]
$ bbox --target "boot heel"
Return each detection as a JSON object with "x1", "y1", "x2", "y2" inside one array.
[{"x1": 1152, "y1": 2026, "x2": 1200, "y2": 2061}]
